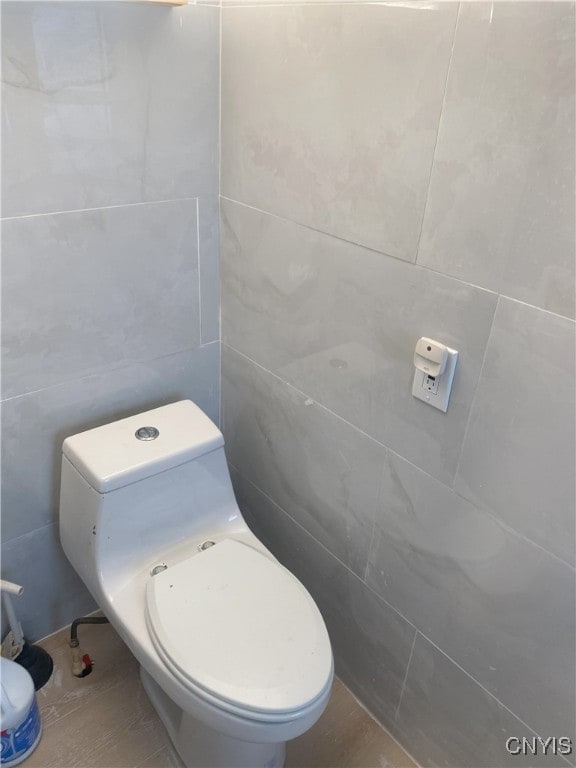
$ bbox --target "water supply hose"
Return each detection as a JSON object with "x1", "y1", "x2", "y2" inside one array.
[{"x1": 69, "y1": 616, "x2": 110, "y2": 678}]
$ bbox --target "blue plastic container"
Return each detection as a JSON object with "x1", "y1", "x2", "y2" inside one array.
[{"x1": 1, "y1": 658, "x2": 42, "y2": 766}]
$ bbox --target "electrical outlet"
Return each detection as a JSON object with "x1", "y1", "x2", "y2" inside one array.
[
  {"x1": 412, "y1": 348, "x2": 458, "y2": 412},
  {"x1": 422, "y1": 375, "x2": 439, "y2": 394}
]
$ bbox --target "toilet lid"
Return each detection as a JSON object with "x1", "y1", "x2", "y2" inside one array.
[{"x1": 145, "y1": 539, "x2": 332, "y2": 717}]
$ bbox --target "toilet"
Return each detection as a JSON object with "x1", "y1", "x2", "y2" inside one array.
[{"x1": 59, "y1": 400, "x2": 333, "y2": 768}]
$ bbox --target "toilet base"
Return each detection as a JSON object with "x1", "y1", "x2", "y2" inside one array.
[{"x1": 140, "y1": 668, "x2": 286, "y2": 768}]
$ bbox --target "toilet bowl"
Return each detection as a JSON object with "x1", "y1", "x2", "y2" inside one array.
[{"x1": 59, "y1": 400, "x2": 333, "y2": 768}]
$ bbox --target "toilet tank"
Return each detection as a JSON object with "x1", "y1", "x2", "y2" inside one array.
[{"x1": 59, "y1": 401, "x2": 240, "y2": 600}]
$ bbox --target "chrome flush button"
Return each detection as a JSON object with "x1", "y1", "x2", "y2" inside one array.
[
  {"x1": 136, "y1": 426, "x2": 159, "y2": 441},
  {"x1": 151, "y1": 564, "x2": 167, "y2": 576}
]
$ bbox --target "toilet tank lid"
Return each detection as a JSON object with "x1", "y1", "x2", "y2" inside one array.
[{"x1": 62, "y1": 400, "x2": 224, "y2": 494}]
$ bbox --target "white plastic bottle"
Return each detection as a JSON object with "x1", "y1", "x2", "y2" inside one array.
[{"x1": 0, "y1": 658, "x2": 42, "y2": 766}]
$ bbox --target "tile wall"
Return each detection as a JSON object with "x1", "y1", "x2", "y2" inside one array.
[
  {"x1": 220, "y1": 3, "x2": 576, "y2": 766},
  {"x1": 1, "y1": 1, "x2": 221, "y2": 641}
]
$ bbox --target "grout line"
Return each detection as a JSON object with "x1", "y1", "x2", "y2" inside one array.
[
  {"x1": 219, "y1": 339, "x2": 223, "y2": 429},
  {"x1": 231, "y1": 461, "x2": 360, "y2": 582},
  {"x1": 220, "y1": 195, "x2": 500, "y2": 298},
  {"x1": 1, "y1": 342, "x2": 220, "y2": 406},
  {"x1": 219, "y1": 196, "x2": 422, "y2": 273},
  {"x1": 222, "y1": 342, "x2": 394, "y2": 452},
  {"x1": 218, "y1": 196, "x2": 223, "y2": 343},
  {"x1": 232, "y1": 462, "x2": 374, "y2": 589},
  {"x1": 416, "y1": 262, "x2": 576, "y2": 324},
  {"x1": 223, "y1": 342, "x2": 576, "y2": 572},
  {"x1": 394, "y1": 631, "x2": 418, "y2": 723},
  {"x1": 0, "y1": 196, "x2": 203, "y2": 222},
  {"x1": 489, "y1": 294, "x2": 576, "y2": 324},
  {"x1": 197, "y1": 197, "x2": 203, "y2": 344},
  {"x1": 417, "y1": 630, "x2": 576, "y2": 753},
  {"x1": 221, "y1": 194, "x2": 576, "y2": 323},
  {"x1": 230, "y1": 462, "x2": 419, "y2": 633},
  {"x1": 413, "y1": 1, "x2": 460, "y2": 266},
  {"x1": 218, "y1": 0, "x2": 223, "y2": 363},
  {"x1": 463, "y1": 490, "x2": 575, "y2": 568},
  {"x1": 218, "y1": 3, "x2": 223, "y2": 195},
  {"x1": 2, "y1": 521, "x2": 57, "y2": 550}
]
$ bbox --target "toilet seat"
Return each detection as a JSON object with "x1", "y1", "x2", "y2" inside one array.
[{"x1": 145, "y1": 539, "x2": 332, "y2": 722}]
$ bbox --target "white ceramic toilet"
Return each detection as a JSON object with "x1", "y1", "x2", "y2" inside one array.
[{"x1": 59, "y1": 400, "x2": 333, "y2": 768}]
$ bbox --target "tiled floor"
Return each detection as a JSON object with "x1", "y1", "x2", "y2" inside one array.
[{"x1": 26, "y1": 621, "x2": 417, "y2": 768}]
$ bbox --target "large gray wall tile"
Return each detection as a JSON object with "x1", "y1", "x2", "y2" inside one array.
[
  {"x1": 366, "y1": 451, "x2": 575, "y2": 738},
  {"x1": 222, "y1": 199, "x2": 497, "y2": 485},
  {"x1": 223, "y1": 345, "x2": 385, "y2": 579},
  {"x1": 221, "y1": 3, "x2": 457, "y2": 261},
  {"x1": 418, "y1": 2, "x2": 575, "y2": 318},
  {"x1": 456, "y1": 299, "x2": 575, "y2": 566},
  {"x1": 1, "y1": 3, "x2": 219, "y2": 217},
  {"x1": 1, "y1": 524, "x2": 96, "y2": 642},
  {"x1": 395, "y1": 634, "x2": 568, "y2": 768},
  {"x1": 2, "y1": 200, "x2": 200, "y2": 398},
  {"x1": 1, "y1": 343, "x2": 220, "y2": 544},
  {"x1": 230, "y1": 467, "x2": 417, "y2": 731}
]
